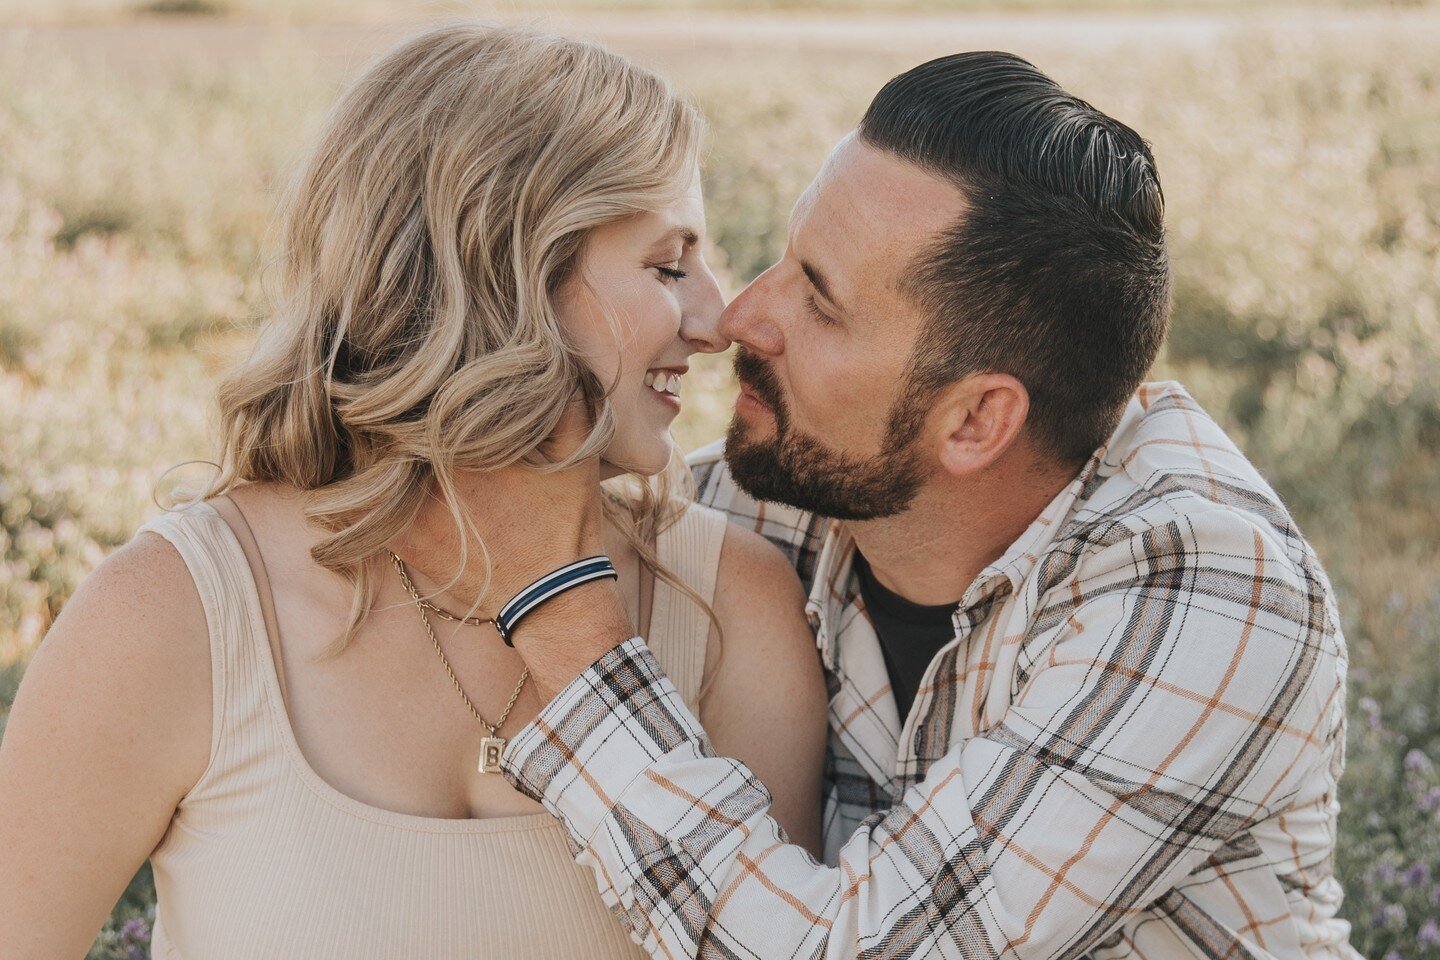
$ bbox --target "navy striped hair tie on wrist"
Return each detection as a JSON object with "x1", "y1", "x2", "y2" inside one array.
[{"x1": 494, "y1": 556, "x2": 618, "y2": 647}]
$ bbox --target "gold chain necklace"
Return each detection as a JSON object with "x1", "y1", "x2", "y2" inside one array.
[{"x1": 389, "y1": 551, "x2": 528, "y2": 774}]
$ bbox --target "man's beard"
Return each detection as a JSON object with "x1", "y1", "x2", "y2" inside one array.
[{"x1": 724, "y1": 348, "x2": 930, "y2": 521}]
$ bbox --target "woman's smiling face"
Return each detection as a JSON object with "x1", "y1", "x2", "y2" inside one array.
[{"x1": 556, "y1": 167, "x2": 728, "y2": 477}]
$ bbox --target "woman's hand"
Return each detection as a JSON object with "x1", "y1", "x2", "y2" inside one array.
[{"x1": 395, "y1": 396, "x2": 635, "y2": 700}]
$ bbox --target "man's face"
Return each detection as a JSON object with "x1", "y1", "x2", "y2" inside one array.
[{"x1": 718, "y1": 133, "x2": 968, "y2": 520}]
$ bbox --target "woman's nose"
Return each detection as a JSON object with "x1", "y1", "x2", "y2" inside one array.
[{"x1": 680, "y1": 261, "x2": 730, "y2": 355}]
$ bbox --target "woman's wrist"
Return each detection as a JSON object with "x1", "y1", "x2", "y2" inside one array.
[
  {"x1": 506, "y1": 579, "x2": 634, "y2": 702},
  {"x1": 492, "y1": 555, "x2": 618, "y2": 647}
]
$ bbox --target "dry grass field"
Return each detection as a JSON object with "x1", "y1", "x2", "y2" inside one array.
[{"x1": 1, "y1": 2, "x2": 1437, "y2": 954}]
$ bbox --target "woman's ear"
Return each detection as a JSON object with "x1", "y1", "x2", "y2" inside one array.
[{"x1": 934, "y1": 373, "x2": 1030, "y2": 479}]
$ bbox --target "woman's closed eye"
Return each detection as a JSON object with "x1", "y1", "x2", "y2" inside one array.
[{"x1": 651, "y1": 263, "x2": 688, "y2": 284}]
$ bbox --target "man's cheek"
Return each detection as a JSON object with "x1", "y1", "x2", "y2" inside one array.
[{"x1": 795, "y1": 380, "x2": 852, "y2": 438}]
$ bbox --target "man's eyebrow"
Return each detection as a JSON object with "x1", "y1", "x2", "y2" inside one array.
[{"x1": 801, "y1": 260, "x2": 846, "y2": 314}]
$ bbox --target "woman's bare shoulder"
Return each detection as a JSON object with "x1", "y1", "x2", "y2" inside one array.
[
  {"x1": 0, "y1": 525, "x2": 216, "y2": 950},
  {"x1": 14, "y1": 524, "x2": 214, "y2": 796},
  {"x1": 710, "y1": 516, "x2": 807, "y2": 623},
  {"x1": 81, "y1": 525, "x2": 212, "y2": 642},
  {"x1": 698, "y1": 515, "x2": 828, "y2": 856},
  {"x1": 706, "y1": 517, "x2": 822, "y2": 702}
]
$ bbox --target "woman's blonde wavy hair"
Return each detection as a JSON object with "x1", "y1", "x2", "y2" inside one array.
[{"x1": 166, "y1": 22, "x2": 722, "y2": 690}]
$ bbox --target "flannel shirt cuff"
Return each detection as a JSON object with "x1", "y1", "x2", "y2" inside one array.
[{"x1": 499, "y1": 635, "x2": 712, "y2": 844}]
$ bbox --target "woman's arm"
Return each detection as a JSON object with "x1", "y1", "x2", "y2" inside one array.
[
  {"x1": 698, "y1": 522, "x2": 828, "y2": 860},
  {"x1": 0, "y1": 533, "x2": 212, "y2": 958}
]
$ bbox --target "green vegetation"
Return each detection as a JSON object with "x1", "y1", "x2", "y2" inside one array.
[{"x1": 0, "y1": 13, "x2": 1436, "y2": 956}]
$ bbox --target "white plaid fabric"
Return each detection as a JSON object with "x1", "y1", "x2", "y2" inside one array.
[{"x1": 500, "y1": 381, "x2": 1362, "y2": 960}]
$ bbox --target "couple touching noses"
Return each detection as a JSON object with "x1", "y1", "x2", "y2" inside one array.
[
  {"x1": 0, "y1": 21, "x2": 1358, "y2": 960},
  {"x1": 417, "y1": 35, "x2": 1359, "y2": 960},
  {"x1": 448, "y1": 43, "x2": 1360, "y2": 960}
]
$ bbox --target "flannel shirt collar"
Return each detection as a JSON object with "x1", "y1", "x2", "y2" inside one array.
[
  {"x1": 805, "y1": 409, "x2": 1121, "y2": 674},
  {"x1": 963, "y1": 385, "x2": 1173, "y2": 605},
  {"x1": 802, "y1": 391, "x2": 1154, "y2": 794}
]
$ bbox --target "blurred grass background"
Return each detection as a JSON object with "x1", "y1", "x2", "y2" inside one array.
[
  {"x1": 1, "y1": 1, "x2": 1438, "y2": 955},
  {"x1": 1, "y1": 0, "x2": 1435, "y2": 23}
]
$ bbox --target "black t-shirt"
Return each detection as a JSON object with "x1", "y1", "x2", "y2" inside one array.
[{"x1": 852, "y1": 550, "x2": 959, "y2": 723}]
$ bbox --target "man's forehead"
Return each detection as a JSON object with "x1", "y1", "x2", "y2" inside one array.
[{"x1": 793, "y1": 133, "x2": 967, "y2": 296}]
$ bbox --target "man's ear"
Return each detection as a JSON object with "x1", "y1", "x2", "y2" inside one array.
[{"x1": 933, "y1": 373, "x2": 1030, "y2": 479}]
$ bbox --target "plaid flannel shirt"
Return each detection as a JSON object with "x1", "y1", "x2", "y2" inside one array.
[{"x1": 500, "y1": 381, "x2": 1362, "y2": 960}]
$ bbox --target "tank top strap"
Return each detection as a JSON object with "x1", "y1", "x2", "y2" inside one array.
[
  {"x1": 133, "y1": 497, "x2": 283, "y2": 798},
  {"x1": 203, "y1": 495, "x2": 291, "y2": 707},
  {"x1": 646, "y1": 502, "x2": 728, "y2": 710}
]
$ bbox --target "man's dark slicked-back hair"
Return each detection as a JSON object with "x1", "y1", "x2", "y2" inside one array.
[{"x1": 859, "y1": 51, "x2": 1171, "y2": 467}]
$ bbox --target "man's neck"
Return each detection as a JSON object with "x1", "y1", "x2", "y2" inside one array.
[{"x1": 846, "y1": 454, "x2": 1078, "y2": 608}]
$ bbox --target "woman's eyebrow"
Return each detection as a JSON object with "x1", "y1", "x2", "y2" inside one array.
[{"x1": 653, "y1": 226, "x2": 700, "y2": 248}]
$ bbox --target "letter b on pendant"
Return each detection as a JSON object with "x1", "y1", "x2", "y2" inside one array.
[{"x1": 479, "y1": 737, "x2": 505, "y2": 774}]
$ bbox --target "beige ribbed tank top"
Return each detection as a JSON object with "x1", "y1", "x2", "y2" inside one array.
[{"x1": 136, "y1": 497, "x2": 728, "y2": 960}]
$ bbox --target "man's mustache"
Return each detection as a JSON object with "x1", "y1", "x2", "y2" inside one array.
[{"x1": 733, "y1": 348, "x2": 786, "y2": 417}]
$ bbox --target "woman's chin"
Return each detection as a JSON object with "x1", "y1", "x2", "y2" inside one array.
[{"x1": 599, "y1": 438, "x2": 672, "y2": 480}]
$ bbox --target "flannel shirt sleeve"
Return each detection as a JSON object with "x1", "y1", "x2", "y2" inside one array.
[{"x1": 499, "y1": 506, "x2": 1344, "y2": 959}]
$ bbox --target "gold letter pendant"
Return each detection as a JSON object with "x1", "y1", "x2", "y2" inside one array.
[{"x1": 479, "y1": 737, "x2": 505, "y2": 774}]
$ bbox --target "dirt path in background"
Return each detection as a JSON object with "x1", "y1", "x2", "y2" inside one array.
[{"x1": 7, "y1": 8, "x2": 1439, "y2": 78}]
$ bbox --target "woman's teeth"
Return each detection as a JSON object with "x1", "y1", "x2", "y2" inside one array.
[{"x1": 644, "y1": 371, "x2": 682, "y2": 397}]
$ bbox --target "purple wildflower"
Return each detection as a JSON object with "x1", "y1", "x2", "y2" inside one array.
[
  {"x1": 118, "y1": 915, "x2": 151, "y2": 960},
  {"x1": 1383, "y1": 903, "x2": 1407, "y2": 928},
  {"x1": 1419, "y1": 919, "x2": 1440, "y2": 948},
  {"x1": 1403, "y1": 862, "x2": 1432, "y2": 888},
  {"x1": 1377, "y1": 862, "x2": 1399, "y2": 883},
  {"x1": 1383, "y1": 951, "x2": 1402, "y2": 960},
  {"x1": 118, "y1": 916, "x2": 149, "y2": 941},
  {"x1": 1359, "y1": 697, "x2": 1382, "y2": 730},
  {"x1": 1404, "y1": 749, "x2": 1435, "y2": 774},
  {"x1": 1421, "y1": 787, "x2": 1440, "y2": 814}
]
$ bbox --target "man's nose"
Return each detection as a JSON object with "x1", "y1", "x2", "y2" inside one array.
[
  {"x1": 679, "y1": 260, "x2": 730, "y2": 355},
  {"x1": 717, "y1": 263, "x2": 785, "y2": 357}
]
